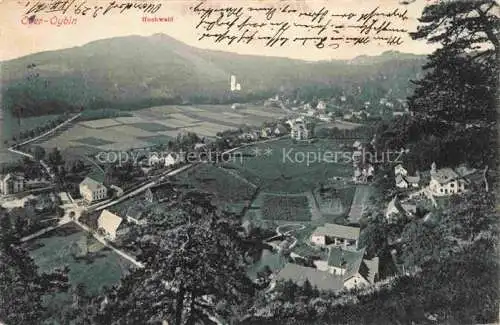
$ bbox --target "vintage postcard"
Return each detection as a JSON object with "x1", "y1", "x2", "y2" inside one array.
[{"x1": 0, "y1": 0, "x2": 498, "y2": 324}]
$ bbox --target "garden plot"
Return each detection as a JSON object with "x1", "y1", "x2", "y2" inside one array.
[{"x1": 260, "y1": 193, "x2": 312, "y2": 221}]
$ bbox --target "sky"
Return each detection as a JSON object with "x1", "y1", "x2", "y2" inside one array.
[{"x1": 0, "y1": 0, "x2": 436, "y2": 61}]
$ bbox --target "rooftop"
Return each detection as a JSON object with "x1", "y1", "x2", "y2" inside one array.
[
  {"x1": 275, "y1": 263, "x2": 344, "y2": 292},
  {"x1": 328, "y1": 247, "x2": 365, "y2": 279},
  {"x1": 98, "y1": 209, "x2": 123, "y2": 234},
  {"x1": 80, "y1": 176, "x2": 105, "y2": 192},
  {"x1": 1, "y1": 173, "x2": 24, "y2": 182},
  {"x1": 312, "y1": 224, "x2": 360, "y2": 241},
  {"x1": 431, "y1": 168, "x2": 460, "y2": 184}
]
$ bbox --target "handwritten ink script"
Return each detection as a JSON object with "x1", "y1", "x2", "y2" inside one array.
[
  {"x1": 190, "y1": 2, "x2": 410, "y2": 49},
  {"x1": 22, "y1": 0, "x2": 161, "y2": 18}
]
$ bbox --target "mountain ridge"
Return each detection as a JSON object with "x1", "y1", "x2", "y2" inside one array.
[{"x1": 0, "y1": 33, "x2": 426, "y2": 117}]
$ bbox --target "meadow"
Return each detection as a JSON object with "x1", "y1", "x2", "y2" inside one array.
[
  {"x1": 27, "y1": 223, "x2": 132, "y2": 318},
  {"x1": 221, "y1": 138, "x2": 353, "y2": 193},
  {"x1": 173, "y1": 163, "x2": 258, "y2": 213}
]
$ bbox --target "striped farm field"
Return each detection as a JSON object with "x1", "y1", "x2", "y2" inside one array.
[{"x1": 79, "y1": 119, "x2": 122, "y2": 129}]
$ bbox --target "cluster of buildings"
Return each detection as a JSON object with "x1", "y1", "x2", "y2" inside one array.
[
  {"x1": 273, "y1": 223, "x2": 379, "y2": 292},
  {"x1": 148, "y1": 152, "x2": 184, "y2": 168},
  {"x1": 237, "y1": 124, "x2": 288, "y2": 142},
  {"x1": 288, "y1": 118, "x2": 311, "y2": 141},
  {"x1": 386, "y1": 162, "x2": 484, "y2": 222},
  {"x1": 394, "y1": 162, "x2": 480, "y2": 196}
]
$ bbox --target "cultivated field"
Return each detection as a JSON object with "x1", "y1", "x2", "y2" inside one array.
[
  {"x1": 260, "y1": 193, "x2": 312, "y2": 221},
  {"x1": 34, "y1": 104, "x2": 287, "y2": 155}
]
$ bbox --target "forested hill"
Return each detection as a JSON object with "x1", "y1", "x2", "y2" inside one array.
[{"x1": 1, "y1": 33, "x2": 425, "y2": 117}]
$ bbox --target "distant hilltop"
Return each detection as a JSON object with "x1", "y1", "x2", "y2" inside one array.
[{"x1": 0, "y1": 34, "x2": 426, "y2": 117}]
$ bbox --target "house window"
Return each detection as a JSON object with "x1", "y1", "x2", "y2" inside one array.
[
  {"x1": 440, "y1": 188, "x2": 443, "y2": 193},
  {"x1": 450, "y1": 183, "x2": 454, "y2": 187},
  {"x1": 445, "y1": 189, "x2": 448, "y2": 194}
]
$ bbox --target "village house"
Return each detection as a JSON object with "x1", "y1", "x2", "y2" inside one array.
[
  {"x1": 353, "y1": 164, "x2": 375, "y2": 183},
  {"x1": 352, "y1": 140, "x2": 363, "y2": 151},
  {"x1": 0, "y1": 173, "x2": 25, "y2": 195},
  {"x1": 394, "y1": 164, "x2": 421, "y2": 189},
  {"x1": 316, "y1": 100, "x2": 327, "y2": 110},
  {"x1": 273, "y1": 263, "x2": 344, "y2": 293},
  {"x1": 394, "y1": 164, "x2": 408, "y2": 176},
  {"x1": 428, "y1": 162, "x2": 469, "y2": 196},
  {"x1": 148, "y1": 153, "x2": 163, "y2": 166},
  {"x1": 291, "y1": 119, "x2": 310, "y2": 141},
  {"x1": 385, "y1": 195, "x2": 417, "y2": 222},
  {"x1": 273, "y1": 124, "x2": 287, "y2": 136},
  {"x1": 310, "y1": 223, "x2": 360, "y2": 248},
  {"x1": 79, "y1": 176, "x2": 107, "y2": 204},
  {"x1": 97, "y1": 209, "x2": 129, "y2": 241},
  {"x1": 314, "y1": 247, "x2": 379, "y2": 289},
  {"x1": 261, "y1": 127, "x2": 273, "y2": 138},
  {"x1": 164, "y1": 152, "x2": 183, "y2": 167}
]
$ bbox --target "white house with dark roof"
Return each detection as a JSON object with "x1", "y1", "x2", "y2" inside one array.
[
  {"x1": 0, "y1": 173, "x2": 25, "y2": 195},
  {"x1": 394, "y1": 164, "x2": 408, "y2": 177},
  {"x1": 394, "y1": 164, "x2": 420, "y2": 189},
  {"x1": 385, "y1": 196, "x2": 417, "y2": 222},
  {"x1": 310, "y1": 224, "x2": 360, "y2": 248},
  {"x1": 429, "y1": 162, "x2": 467, "y2": 196},
  {"x1": 316, "y1": 100, "x2": 327, "y2": 110},
  {"x1": 98, "y1": 209, "x2": 128, "y2": 241},
  {"x1": 79, "y1": 176, "x2": 107, "y2": 203},
  {"x1": 291, "y1": 119, "x2": 310, "y2": 141}
]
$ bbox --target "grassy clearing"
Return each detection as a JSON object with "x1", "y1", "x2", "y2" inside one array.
[
  {"x1": 173, "y1": 164, "x2": 258, "y2": 211},
  {"x1": 222, "y1": 138, "x2": 352, "y2": 193},
  {"x1": 28, "y1": 224, "x2": 131, "y2": 294}
]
